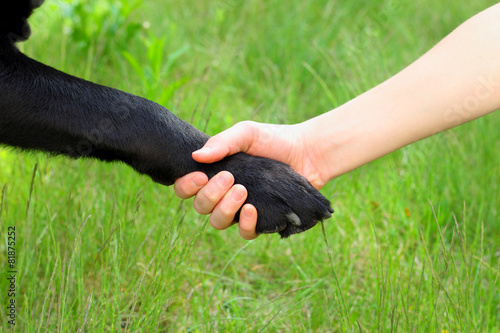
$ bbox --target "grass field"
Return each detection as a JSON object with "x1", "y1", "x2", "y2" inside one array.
[{"x1": 1, "y1": 0, "x2": 499, "y2": 331}]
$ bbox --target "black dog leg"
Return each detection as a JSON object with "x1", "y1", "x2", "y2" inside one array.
[{"x1": 0, "y1": 1, "x2": 333, "y2": 237}]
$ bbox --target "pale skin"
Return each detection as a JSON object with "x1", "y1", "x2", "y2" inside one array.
[{"x1": 174, "y1": 3, "x2": 500, "y2": 239}]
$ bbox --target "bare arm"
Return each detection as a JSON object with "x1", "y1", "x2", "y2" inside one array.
[{"x1": 306, "y1": 3, "x2": 500, "y2": 183}]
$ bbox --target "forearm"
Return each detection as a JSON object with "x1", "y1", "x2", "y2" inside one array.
[{"x1": 305, "y1": 3, "x2": 500, "y2": 181}]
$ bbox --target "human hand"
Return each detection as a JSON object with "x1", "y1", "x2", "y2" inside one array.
[
  {"x1": 174, "y1": 121, "x2": 331, "y2": 238},
  {"x1": 174, "y1": 170, "x2": 258, "y2": 239}
]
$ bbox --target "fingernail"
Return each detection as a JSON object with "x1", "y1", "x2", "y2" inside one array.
[
  {"x1": 218, "y1": 173, "x2": 232, "y2": 187},
  {"x1": 194, "y1": 147, "x2": 211, "y2": 156},
  {"x1": 243, "y1": 206, "x2": 254, "y2": 218},
  {"x1": 192, "y1": 175, "x2": 205, "y2": 188},
  {"x1": 231, "y1": 187, "x2": 245, "y2": 202}
]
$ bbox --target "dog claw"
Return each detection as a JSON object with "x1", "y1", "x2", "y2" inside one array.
[{"x1": 286, "y1": 212, "x2": 302, "y2": 226}]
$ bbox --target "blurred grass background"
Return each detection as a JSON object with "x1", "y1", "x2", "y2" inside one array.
[{"x1": 0, "y1": 0, "x2": 499, "y2": 331}]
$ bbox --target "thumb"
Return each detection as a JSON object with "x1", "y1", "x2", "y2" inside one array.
[{"x1": 192, "y1": 121, "x2": 256, "y2": 163}]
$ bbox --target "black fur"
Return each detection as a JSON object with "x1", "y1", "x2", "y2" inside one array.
[{"x1": 0, "y1": 0, "x2": 333, "y2": 237}]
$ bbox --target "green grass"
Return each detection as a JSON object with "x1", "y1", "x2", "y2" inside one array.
[{"x1": 1, "y1": 0, "x2": 499, "y2": 331}]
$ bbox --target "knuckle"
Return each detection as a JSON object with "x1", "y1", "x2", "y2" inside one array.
[
  {"x1": 173, "y1": 183, "x2": 190, "y2": 199},
  {"x1": 201, "y1": 180, "x2": 225, "y2": 203},
  {"x1": 193, "y1": 201, "x2": 209, "y2": 214},
  {"x1": 203, "y1": 188, "x2": 221, "y2": 203},
  {"x1": 192, "y1": 184, "x2": 224, "y2": 214},
  {"x1": 210, "y1": 201, "x2": 237, "y2": 230},
  {"x1": 209, "y1": 214, "x2": 229, "y2": 230},
  {"x1": 193, "y1": 196, "x2": 213, "y2": 214},
  {"x1": 238, "y1": 120, "x2": 257, "y2": 132},
  {"x1": 218, "y1": 206, "x2": 236, "y2": 222}
]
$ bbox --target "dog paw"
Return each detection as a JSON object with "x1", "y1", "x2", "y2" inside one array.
[{"x1": 206, "y1": 153, "x2": 333, "y2": 238}]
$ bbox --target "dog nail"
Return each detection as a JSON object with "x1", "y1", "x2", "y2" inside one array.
[{"x1": 286, "y1": 212, "x2": 301, "y2": 226}]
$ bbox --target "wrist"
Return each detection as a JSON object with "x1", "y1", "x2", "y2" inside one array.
[
  {"x1": 300, "y1": 95, "x2": 403, "y2": 182},
  {"x1": 297, "y1": 113, "x2": 355, "y2": 184}
]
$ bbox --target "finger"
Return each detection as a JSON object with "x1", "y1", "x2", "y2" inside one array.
[
  {"x1": 239, "y1": 204, "x2": 259, "y2": 240},
  {"x1": 192, "y1": 171, "x2": 234, "y2": 214},
  {"x1": 209, "y1": 184, "x2": 248, "y2": 230},
  {"x1": 192, "y1": 121, "x2": 257, "y2": 163},
  {"x1": 174, "y1": 172, "x2": 208, "y2": 199}
]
